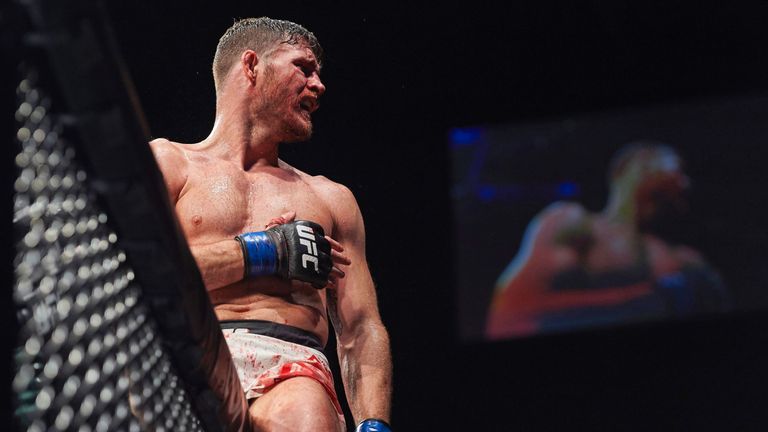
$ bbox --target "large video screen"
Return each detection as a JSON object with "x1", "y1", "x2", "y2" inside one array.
[{"x1": 451, "y1": 94, "x2": 768, "y2": 342}]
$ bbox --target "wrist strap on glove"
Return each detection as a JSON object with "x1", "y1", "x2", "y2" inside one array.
[
  {"x1": 234, "y1": 231, "x2": 279, "y2": 278},
  {"x1": 356, "y1": 418, "x2": 392, "y2": 432}
]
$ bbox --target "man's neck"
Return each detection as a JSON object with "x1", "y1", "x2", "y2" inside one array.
[
  {"x1": 602, "y1": 186, "x2": 638, "y2": 227},
  {"x1": 201, "y1": 105, "x2": 281, "y2": 170}
]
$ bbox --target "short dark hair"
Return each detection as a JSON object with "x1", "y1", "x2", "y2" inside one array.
[{"x1": 212, "y1": 17, "x2": 323, "y2": 91}]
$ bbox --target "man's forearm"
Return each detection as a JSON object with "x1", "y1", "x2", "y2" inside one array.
[
  {"x1": 189, "y1": 239, "x2": 245, "y2": 290},
  {"x1": 339, "y1": 323, "x2": 392, "y2": 423}
]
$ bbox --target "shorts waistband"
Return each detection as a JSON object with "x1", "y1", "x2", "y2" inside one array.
[{"x1": 220, "y1": 320, "x2": 324, "y2": 352}]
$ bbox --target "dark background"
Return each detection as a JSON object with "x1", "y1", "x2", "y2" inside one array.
[
  {"x1": 8, "y1": 1, "x2": 768, "y2": 430},
  {"x1": 107, "y1": 1, "x2": 768, "y2": 430}
]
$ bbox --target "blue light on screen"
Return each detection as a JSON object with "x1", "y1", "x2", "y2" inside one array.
[
  {"x1": 449, "y1": 127, "x2": 484, "y2": 147},
  {"x1": 557, "y1": 181, "x2": 579, "y2": 198}
]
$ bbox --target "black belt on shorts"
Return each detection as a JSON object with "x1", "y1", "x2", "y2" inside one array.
[{"x1": 220, "y1": 320, "x2": 325, "y2": 353}]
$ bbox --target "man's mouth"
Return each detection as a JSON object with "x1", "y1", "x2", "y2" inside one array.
[{"x1": 298, "y1": 98, "x2": 318, "y2": 113}]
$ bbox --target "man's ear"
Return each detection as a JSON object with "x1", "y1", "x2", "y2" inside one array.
[{"x1": 241, "y1": 50, "x2": 259, "y2": 84}]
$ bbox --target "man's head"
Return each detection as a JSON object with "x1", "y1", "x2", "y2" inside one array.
[
  {"x1": 213, "y1": 17, "x2": 326, "y2": 142},
  {"x1": 212, "y1": 17, "x2": 323, "y2": 93},
  {"x1": 608, "y1": 140, "x2": 691, "y2": 230}
]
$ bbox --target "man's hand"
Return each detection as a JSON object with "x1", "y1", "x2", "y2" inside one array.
[
  {"x1": 236, "y1": 213, "x2": 350, "y2": 288},
  {"x1": 269, "y1": 220, "x2": 335, "y2": 288}
]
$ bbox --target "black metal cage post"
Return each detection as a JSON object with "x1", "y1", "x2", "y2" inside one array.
[{"x1": 6, "y1": 1, "x2": 251, "y2": 430}]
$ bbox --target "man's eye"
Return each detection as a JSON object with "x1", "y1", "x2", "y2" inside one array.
[{"x1": 298, "y1": 65, "x2": 312, "y2": 76}]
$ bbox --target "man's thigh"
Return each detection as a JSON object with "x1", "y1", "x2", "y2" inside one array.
[{"x1": 248, "y1": 376, "x2": 344, "y2": 432}]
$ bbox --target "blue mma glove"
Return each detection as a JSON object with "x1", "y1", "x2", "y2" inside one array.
[
  {"x1": 356, "y1": 418, "x2": 392, "y2": 432},
  {"x1": 235, "y1": 220, "x2": 333, "y2": 288}
]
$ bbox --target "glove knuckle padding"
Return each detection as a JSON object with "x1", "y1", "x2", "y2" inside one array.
[{"x1": 271, "y1": 220, "x2": 332, "y2": 287}]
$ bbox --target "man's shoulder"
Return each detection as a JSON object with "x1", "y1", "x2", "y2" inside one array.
[
  {"x1": 150, "y1": 138, "x2": 192, "y2": 164},
  {"x1": 312, "y1": 175, "x2": 355, "y2": 206},
  {"x1": 279, "y1": 160, "x2": 354, "y2": 200},
  {"x1": 149, "y1": 137, "x2": 183, "y2": 157},
  {"x1": 536, "y1": 201, "x2": 589, "y2": 226},
  {"x1": 149, "y1": 138, "x2": 191, "y2": 182},
  {"x1": 521, "y1": 201, "x2": 591, "y2": 245},
  {"x1": 149, "y1": 137, "x2": 186, "y2": 151},
  {"x1": 149, "y1": 137, "x2": 174, "y2": 147}
]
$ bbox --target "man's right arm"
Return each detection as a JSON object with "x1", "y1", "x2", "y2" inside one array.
[
  {"x1": 486, "y1": 202, "x2": 660, "y2": 339},
  {"x1": 485, "y1": 202, "x2": 584, "y2": 338},
  {"x1": 486, "y1": 201, "x2": 653, "y2": 337},
  {"x1": 149, "y1": 141, "x2": 345, "y2": 291},
  {"x1": 149, "y1": 139, "x2": 245, "y2": 290}
]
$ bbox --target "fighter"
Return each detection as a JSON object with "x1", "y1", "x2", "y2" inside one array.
[
  {"x1": 485, "y1": 141, "x2": 730, "y2": 340},
  {"x1": 150, "y1": 17, "x2": 392, "y2": 432}
]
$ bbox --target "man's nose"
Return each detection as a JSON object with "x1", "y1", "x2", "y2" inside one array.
[{"x1": 308, "y1": 73, "x2": 326, "y2": 96}]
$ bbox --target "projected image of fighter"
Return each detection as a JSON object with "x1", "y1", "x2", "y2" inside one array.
[{"x1": 485, "y1": 141, "x2": 731, "y2": 340}]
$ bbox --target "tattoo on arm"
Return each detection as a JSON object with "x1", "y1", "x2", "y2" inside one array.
[{"x1": 327, "y1": 288, "x2": 343, "y2": 337}]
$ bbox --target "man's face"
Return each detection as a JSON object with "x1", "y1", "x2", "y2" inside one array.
[
  {"x1": 633, "y1": 150, "x2": 691, "y2": 230},
  {"x1": 254, "y1": 42, "x2": 325, "y2": 143}
]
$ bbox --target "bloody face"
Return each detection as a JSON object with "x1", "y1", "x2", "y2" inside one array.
[{"x1": 253, "y1": 42, "x2": 325, "y2": 143}]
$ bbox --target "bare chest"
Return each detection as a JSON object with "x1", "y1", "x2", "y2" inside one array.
[
  {"x1": 175, "y1": 164, "x2": 332, "y2": 242},
  {"x1": 582, "y1": 223, "x2": 643, "y2": 271},
  {"x1": 583, "y1": 224, "x2": 684, "y2": 276}
]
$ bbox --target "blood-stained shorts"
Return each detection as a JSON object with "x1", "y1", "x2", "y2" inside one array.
[{"x1": 220, "y1": 320, "x2": 345, "y2": 425}]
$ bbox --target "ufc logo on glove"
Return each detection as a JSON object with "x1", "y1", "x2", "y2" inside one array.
[
  {"x1": 296, "y1": 224, "x2": 320, "y2": 272},
  {"x1": 235, "y1": 220, "x2": 333, "y2": 288}
]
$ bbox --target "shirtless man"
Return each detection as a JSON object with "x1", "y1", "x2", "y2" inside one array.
[
  {"x1": 150, "y1": 17, "x2": 392, "y2": 432},
  {"x1": 486, "y1": 141, "x2": 730, "y2": 340}
]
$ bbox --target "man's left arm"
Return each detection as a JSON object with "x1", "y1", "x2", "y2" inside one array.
[{"x1": 326, "y1": 184, "x2": 392, "y2": 427}]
